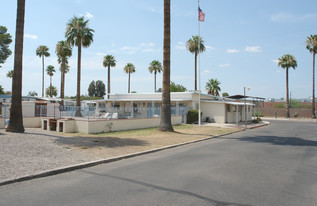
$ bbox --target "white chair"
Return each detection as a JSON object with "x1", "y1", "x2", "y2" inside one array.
[
  {"x1": 111, "y1": 113, "x2": 118, "y2": 119},
  {"x1": 102, "y1": 112, "x2": 111, "y2": 119}
]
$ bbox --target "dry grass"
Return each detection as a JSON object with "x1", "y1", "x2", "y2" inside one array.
[{"x1": 60, "y1": 125, "x2": 240, "y2": 159}]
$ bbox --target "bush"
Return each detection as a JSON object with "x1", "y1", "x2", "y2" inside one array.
[
  {"x1": 187, "y1": 110, "x2": 199, "y2": 124},
  {"x1": 255, "y1": 110, "x2": 264, "y2": 118},
  {"x1": 293, "y1": 112, "x2": 299, "y2": 118},
  {"x1": 256, "y1": 117, "x2": 262, "y2": 122}
]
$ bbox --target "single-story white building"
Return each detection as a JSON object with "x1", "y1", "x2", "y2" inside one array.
[{"x1": 95, "y1": 92, "x2": 254, "y2": 124}]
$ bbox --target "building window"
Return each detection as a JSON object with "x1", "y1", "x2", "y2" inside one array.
[
  {"x1": 226, "y1": 104, "x2": 231, "y2": 112},
  {"x1": 232, "y1": 105, "x2": 236, "y2": 112}
]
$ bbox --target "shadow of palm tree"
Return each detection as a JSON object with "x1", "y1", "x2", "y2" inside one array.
[
  {"x1": 55, "y1": 136, "x2": 148, "y2": 148},
  {"x1": 236, "y1": 135, "x2": 317, "y2": 147}
]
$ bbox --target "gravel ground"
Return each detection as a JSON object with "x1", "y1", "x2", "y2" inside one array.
[{"x1": 0, "y1": 128, "x2": 97, "y2": 183}]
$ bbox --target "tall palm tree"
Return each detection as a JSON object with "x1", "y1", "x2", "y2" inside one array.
[
  {"x1": 6, "y1": 0, "x2": 25, "y2": 133},
  {"x1": 36, "y1": 45, "x2": 50, "y2": 97},
  {"x1": 148, "y1": 60, "x2": 163, "y2": 92},
  {"x1": 123, "y1": 63, "x2": 136, "y2": 93},
  {"x1": 56, "y1": 40, "x2": 72, "y2": 104},
  {"x1": 65, "y1": 16, "x2": 94, "y2": 116},
  {"x1": 46, "y1": 65, "x2": 56, "y2": 97},
  {"x1": 306, "y1": 34, "x2": 317, "y2": 118},
  {"x1": 278, "y1": 54, "x2": 297, "y2": 118},
  {"x1": 103, "y1": 55, "x2": 116, "y2": 97},
  {"x1": 159, "y1": 0, "x2": 174, "y2": 132},
  {"x1": 186, "y1": 35, "x2": 206, "y2": 91},
  {"x1": 205, "y1": 78, "x2": 221, "y2": 96},
  {"x1": 6, "y1": 70, "x2": 14, "y2": 78}
]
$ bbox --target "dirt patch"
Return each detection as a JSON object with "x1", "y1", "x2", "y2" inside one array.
[{"x1": 57, "y1": 125, "x2": 240, "y2": 159}]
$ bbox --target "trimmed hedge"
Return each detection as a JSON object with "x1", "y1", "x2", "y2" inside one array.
[{"x1": 187, "y1": 109, "x2": 199, "y2": 124}]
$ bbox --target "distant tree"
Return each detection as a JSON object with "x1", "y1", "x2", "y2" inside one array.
[
  {"x1": 306, "y1": 34, "x2": 317, "y2": 118},
  {"x1": 131, "y1": 91, "x2": 137, "y2": 93},
  {"x1": 123, "y1": 63, "x2": 136, "y2": 93},
  {"x1": 65, "y1": 16, "x2": 94, "y2": 116},
  {"x1": 222, "y1": 92, "x2": 229, "y2": 97},
  {"x1": 170, "y1": 81, "x2": 186, "y2": 92},
  {"x1": 186, "y1": 35, "x2": 206, "y2": 91},
  {"x1": 0, "y1": 85, "x2": 5, "y2": 95},
  {"x1": 28, "y1": 91, "x2": 38, "y2": 97},
  {"x1": 95, "y1": 80, "x2": 105, "y2": 98},
  {"x1": 205, "y1": 78, "x2": 221, "y2": 96},
  {"x1": 148, "y1": 60, "x2": 163, "y2": 92},
  {"x1": 88, "y1": 80, "x2": 96, "y2": 97},
  {"x1": 46, "y1": 65, "x2": 56, "y2": 97},
  {"x1": 6, "y1": 70, "x2": 14, "y2": 78},
  {"x1": 103, "y1": 55, "x2": 116, "y2": 96},
  {"x1": 278, "y1": 54, "x2": 297, "y2": 118},
  {"x1": 36, "y1": 45, "x2": 50, "y2": 97},
  {"x1": 0, "y1": 26, "x2": 12, "y2": 68},
  {"x1": 45, "y1": 86, "x2": 57, "y2": 97}
]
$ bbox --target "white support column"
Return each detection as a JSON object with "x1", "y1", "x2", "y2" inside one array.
[
  {"x1": 152, "y1": 101, "x2": 155, "y2": 117},
  {"x1": 131, "y1": 101, "x2": 134, "y2": 118},
  {"x1": 236, "y1": 105, "x2": 239, "y2": 125},
  {"x1": 176, "y1": 101, "x2": 179, "y2": 115}
]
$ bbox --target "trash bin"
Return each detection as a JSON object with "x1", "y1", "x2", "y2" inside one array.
[
  {"x1": 205, "y1": 117, "x2": 210, "y2": 122},
  {"x1": 275, "y1": 111, "x2": 277, "y2": 119}
]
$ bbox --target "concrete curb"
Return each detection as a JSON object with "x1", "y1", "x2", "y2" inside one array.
[{"x1": 0, "y1": 123, "x2": 268, "y2": 187}]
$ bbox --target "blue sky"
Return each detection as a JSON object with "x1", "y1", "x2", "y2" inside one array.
[{"x1": 1, "y1": 0, "x2": 317, "y2": 99}]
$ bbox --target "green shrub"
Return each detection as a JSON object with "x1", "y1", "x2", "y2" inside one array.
[
  {"x1": 255, "y1": 110, "x2": 264, "y2": 117},
  {"x1": 187, "y1": 110, "x2": 199, "y2": 124},
  {"x1": 293, "y1": 112, "x2": 299, "y2": 118}
]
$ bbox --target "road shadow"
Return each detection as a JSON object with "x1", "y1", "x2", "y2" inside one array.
[
  {"x1": 55, "y1": 136, "x2": 148, "y2": 148},
  {"x1": 236, "y1": 135, "x2": 317, "y2": 147},
  {"x1": 81, "y1": 170, "x2": 252, "y2": 206}
]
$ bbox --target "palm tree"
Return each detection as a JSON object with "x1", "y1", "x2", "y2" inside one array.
[
  {"x1": 205, "y1": 79, "x2": 221, "y2": 96},
  {"x1": 6, "y1": 70, "x2": 14, "y2": 78},
  {"x1": 123, "y1": 63, "x2": 136, "y2": 93},
  {"x1": 56, "y1": 40, "x2": 72, "y2": 104},
  {"x1": 6, "y1": 0, "x2": 25, "y2": 133},
  {"x1": 186, "y1": 35, "x2": 206, "y2": 91},
  {"x1": 278, "y1": 54, "x2": 297, "y2": 118},
  {"x1": 159, "y1": 0, "x2": 174, "y2": 132},
  {"x1": 36, "y1": 45, "x2": 50, "y2": 97},
  {"x1": 65, "y1": 16, "x2": 94, "y2": 116},
  {"x1": 148, "y1": 60, "x2": 163, "y2": 92},
  {"x1": 46, "y1": 65, "x2": 56, "y2": 97},
  {"x1": 306, "y1": 34, "x2": 317, "y2": 118},
  {"x1": 103, "y1": 55, "x2": 116, "y2": 97}
]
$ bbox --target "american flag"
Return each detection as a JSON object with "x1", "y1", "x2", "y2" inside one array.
[{"x1": 198, "y1": 7, "x2": 205, "y2": 22}]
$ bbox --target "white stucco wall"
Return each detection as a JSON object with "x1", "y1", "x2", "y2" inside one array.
[{"x1": 201, "y1": 102, "x2": 226, "y2": 123}]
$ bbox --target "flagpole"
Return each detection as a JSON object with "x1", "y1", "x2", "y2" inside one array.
[{"x1": 198, "y1": 0, "x2": 201, "y2": 127}]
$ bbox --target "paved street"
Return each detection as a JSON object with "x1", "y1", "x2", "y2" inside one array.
[{"x1": 1, "y1": 120, "x2": 317, "y2": 206}]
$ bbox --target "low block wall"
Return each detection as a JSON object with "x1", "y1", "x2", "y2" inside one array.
[
  {"x1": 0, "y1": 117, "x2": 41, "y2": 129},
  {"x1": 55, "y1": 116, "x2": 182, "y2": 134},
  {"x1": 261, "y1": 108, "x2": 314, "y2": 118}
]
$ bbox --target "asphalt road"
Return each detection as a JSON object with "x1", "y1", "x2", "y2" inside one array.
[{"x1": 1, "y1": 120, "x2": 317, "y2": 206}]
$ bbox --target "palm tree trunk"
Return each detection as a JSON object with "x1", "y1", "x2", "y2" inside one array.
[
  {"x1": 60, "y1": 59, "x2": 65, "y2": 105},
  {"x1": 6, "y1": 0, "x2": 25, "y2": 133},
  {"x1": 286, "y1": 68, "x2": 290, "y2": 118},
  {"x1": 194, "y1": 52, "x2": 197, "y2": 91},
  {"x1": 75, "y1": 40, "x2": 82, "y2": 117},
  {"x1": 159, "y1": 0, "x2": 174, "y2": 132},
  {"x1": 108, "y1": 65, "x2": 110, "y2": 98},
  {"x1": 42, "y1": 55, "x2": 44, "y2": 97},
  {"x1": 50, "y1": 76, "x2": 52, "y2": 97},
  {"x1": 154, "y1": 72, "x2": 156, "y2": 92},
  {"x1": 128, "y1": 72, "x2": 130, "y2": 93},
  {"x1": 313, "y1": 52, "x2": 316, "y2": 118}
]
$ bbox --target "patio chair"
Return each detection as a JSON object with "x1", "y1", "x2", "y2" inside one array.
[
  {"x1": 111, "y1": 112, "x2": 118, "y2": 119},
  {"x1": 101, "y1": 112, "x2": 111, "y2": 119}
]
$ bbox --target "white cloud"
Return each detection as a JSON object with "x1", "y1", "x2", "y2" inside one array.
[
  {"x1": 227, "y1": 49, "x2": 240, "y2": 54},
  {"x1": 205, "y1": 45, "x2": 215, "y2": 50},
  {"x1": 270, "y1": 12, "x2": 317, "y2": 22},
  {"x1": 142, "y1": 48, "x2": 160, "y2": 53},
  {"x1": 24, "y1": 34, "x2": 38, "y2": 40},
  {"x1": 219, "y1": 63, "x2": 231, "y2": 68},
  {"x1": 140, "y1": 42, "x2": 155, "y2": 47},
  {"x1": 84, "y1": 12, "x2": 93, "y2": 19},
  {"x1": 273, "y1": 59, "x2": 279, "y2": 64},
  {"x1": 245, "y1": 46, "x2": 262, "y2": 53},
  {"x1": 175, "y1": 42, "x2": 186, "y2": 50},
  {"x1": 120, "y1": 46, "x2": 139, "y2": 55}
]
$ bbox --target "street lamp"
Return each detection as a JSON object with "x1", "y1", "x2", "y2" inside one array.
[{"x1": 244, "y1": 87, "x2": 250, "y2": 128}]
